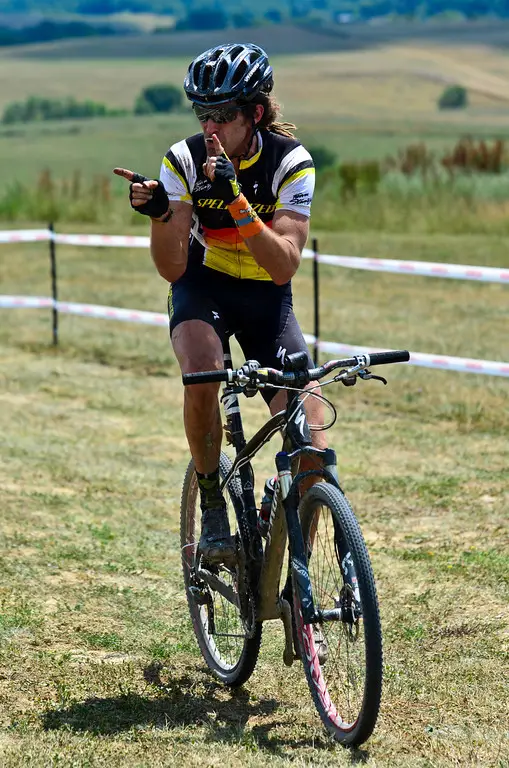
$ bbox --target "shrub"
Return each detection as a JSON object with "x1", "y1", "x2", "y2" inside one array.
[
  {"x1": 308, "y1": 145, "x2": 337, "y2": 171},
  {"x1": 438, "y1": 85, "x2": 468, "y2": 110},
  {"x1": 338, "y1": 160, "x2": 382, "y2": 197},
  {"x1": 2, "y1": 96, "x2": 122, "y2": 124},
  {"x1": 134, "y1": 84, "x2": 182, "y2": 115},
  {"x1": 441, "y1": 137, "x2": 506, "y2": 174}
]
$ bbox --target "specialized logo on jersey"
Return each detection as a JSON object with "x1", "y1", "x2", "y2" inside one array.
[{"x1": 197, "y1": 198, "x2": 277, "y2": 214}]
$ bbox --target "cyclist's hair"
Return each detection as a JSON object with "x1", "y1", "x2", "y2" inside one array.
[{"x1": 242, "y1": 92, "x2": 296, "y2": 138}]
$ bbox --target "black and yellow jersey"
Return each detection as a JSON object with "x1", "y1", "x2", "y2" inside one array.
[{"x1": 159, "y1": 129, "x2": 315, "y2": 281}]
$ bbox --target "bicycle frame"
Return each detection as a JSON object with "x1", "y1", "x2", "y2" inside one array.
[{"x1": 219, "y1": 341, "x2": 341, "y2": 652}]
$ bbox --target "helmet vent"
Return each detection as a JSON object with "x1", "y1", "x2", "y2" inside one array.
[
  {"x1": 231, "y1": 60, "x2": 248, "y2": 87},
  {"x1": 216, "y1": 59, "x2": 229, "y2": 88},
  {"x1": 202, "y1": 63, "x2": 212, "y2": 91},
  {"x1": 230, "y1": 45, "x2": 244, "y2": 59}
]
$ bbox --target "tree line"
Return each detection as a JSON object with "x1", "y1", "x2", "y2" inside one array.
[
  {"x1": 4, "y1": 0, "x2": 509, "y2": 40},
  {"x1": 1, "y1": 85, "x2": 182, "y2": 125}
]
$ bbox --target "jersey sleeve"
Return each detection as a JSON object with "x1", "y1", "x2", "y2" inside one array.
[
  {"x1": 273, "y1": 145, "x2": 315, "y2": 217},
  {"x1": 159, "y1": 139, "x2": 196, "y2": 204}
]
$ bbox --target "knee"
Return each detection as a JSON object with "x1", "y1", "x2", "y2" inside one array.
[{"x1": 184, "y1": 381, "x2": 221, "y2": 412}]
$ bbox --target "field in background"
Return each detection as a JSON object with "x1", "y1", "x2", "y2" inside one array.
[
  {"x1": 1, "y1": 23, "x2": 509, "y2": 766},
  {"x1": 4, "y1": 27, "x2": 509, "y2": 186},
  {"x1": 1, "y1": 229, "x2": 508, "y2": 766}
]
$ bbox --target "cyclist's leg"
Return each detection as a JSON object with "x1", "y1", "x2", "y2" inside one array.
[{"x1": 169, "y1": 277, "x2": 234, "y2": 560}]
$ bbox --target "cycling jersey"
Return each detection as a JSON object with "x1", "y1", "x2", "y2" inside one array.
[{"x1": 160, "y1": 129, "x2": 315, "y2": 281}]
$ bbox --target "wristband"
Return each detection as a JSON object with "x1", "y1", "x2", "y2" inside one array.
[{"x1": 227, "y1": 193, "x2": 264, "y2": 239}]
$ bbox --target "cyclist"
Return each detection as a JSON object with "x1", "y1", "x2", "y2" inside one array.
[{"x1": 114, "y1": 42, "x2": 324, "y2": 563}]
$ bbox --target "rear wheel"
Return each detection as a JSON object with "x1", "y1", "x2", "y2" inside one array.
[
  {"x1": 180, "y1": 452, "x2": 262, "y2": 686},
  {"x1": 293, "y1": 482, "x2": 382, "y2": 745}
]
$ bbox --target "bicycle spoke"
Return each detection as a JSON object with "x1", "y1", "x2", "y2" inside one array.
[
  {"x1": 295, "y1": 483, "x2": 382, "y2": 745},
  {"x1": 181, "y1": 455, "x2": 262, "y2": 684}
]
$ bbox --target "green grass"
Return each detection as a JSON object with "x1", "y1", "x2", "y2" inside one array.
[{"x1": 1, "y1": 227, "x2": 508, "y2": 766}]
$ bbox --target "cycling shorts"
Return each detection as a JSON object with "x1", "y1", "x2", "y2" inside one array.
[{"x1": 168, "y1": 267, "x2": 312, "y2": 404}]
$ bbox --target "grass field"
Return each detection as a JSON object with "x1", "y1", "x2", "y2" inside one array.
[{"x1": 1, "y1": 227, "x2": 508, "y2": 766}]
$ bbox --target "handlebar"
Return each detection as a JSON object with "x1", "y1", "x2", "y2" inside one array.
[{"x1": 182, "y1": 350, "x2": 410, "y2": 388}]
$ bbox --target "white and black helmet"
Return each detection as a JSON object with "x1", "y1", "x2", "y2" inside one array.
[{"x1": 184, "y1": 43, "x2": 273, "y2": 106}]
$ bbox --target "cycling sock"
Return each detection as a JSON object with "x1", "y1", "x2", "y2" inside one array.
[{"x1": 196, "y1": 468, "x2": 223, "y2": 509}]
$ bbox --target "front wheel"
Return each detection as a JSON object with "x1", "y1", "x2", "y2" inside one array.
[
  {"x1": 293, "y1": 483, "x2": 383, "y2": 745},
  {"x1": 180, "y1": 452, "x2": 262, "y2": 686}
]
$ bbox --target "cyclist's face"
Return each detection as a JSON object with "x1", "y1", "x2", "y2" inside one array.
[{"x1": 196, "y1": 103, "x2": 263, "y2": 157}]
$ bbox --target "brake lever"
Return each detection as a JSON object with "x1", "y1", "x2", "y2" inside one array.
[
  {"x1": 358, "y1": 369, "x2": 387, "y2": 385},
  {"x1": 334, "y1": 369, "x2": 357, "y2": 387}
]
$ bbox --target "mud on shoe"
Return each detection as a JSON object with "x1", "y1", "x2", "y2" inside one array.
[{"x1": 199, "y1": 503, "x2": 235, "y2": 564}]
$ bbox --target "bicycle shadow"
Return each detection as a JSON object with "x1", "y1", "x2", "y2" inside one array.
[
  {"x1": 37, "y1": 662, "x2": 295, "y2": 753},
  {"x1": 42, "y1": 661, "x2": 370, "y2": 758}
]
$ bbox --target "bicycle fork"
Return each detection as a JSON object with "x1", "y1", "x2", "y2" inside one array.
[
  {"x1": 278, "y1": 448, "x2": 359, "y2": 626},
  {"x1": 276, "y1": 452, "x2": 319, "y2": 625}
]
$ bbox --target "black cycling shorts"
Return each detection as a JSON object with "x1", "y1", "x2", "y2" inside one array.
[{"x1": 168, "y1": 267, "x2": 312, "y2": 403}]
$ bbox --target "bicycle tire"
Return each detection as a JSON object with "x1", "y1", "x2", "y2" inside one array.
[
  {"x1": 293, "y1": 482, "x2": 382, "y2": 745},
  {"x1": 180, "y1": 451, "x2": 262, "y2": 686}
]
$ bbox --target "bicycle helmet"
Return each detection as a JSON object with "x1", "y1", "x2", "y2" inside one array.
[{"x1": 184, "y1": 43, "x2": 273, "y2": 106}]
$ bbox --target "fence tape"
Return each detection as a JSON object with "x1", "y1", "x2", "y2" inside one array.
[
  {"x1": 0, "y1": 229, "x2": 51, "y2": 243},
  {"x1": 2, "y1": 295, "x2": 508, "y2": 378},
  {"x1": 303, "y1": 336, "x2": 509, "y2": 378},
  {"x1": 54, "y1": 233, "x2": 150, "y2": 248},
  {"x1": 0, "y1": 230, "x2": 508, "y2": 283},
  {"x1": 302, "y1": 249, "x2": 509, "y2": 284}
]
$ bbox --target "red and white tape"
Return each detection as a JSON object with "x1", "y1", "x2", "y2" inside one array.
[
  {"x1": 0, "y1": 295, "x2": 53, "y2": 308},
  {"x1": 0, "y1": 229, "x2": 52, "y2": 244},
  {"x1": 55, "y1": 301, "x2": 167, "y2": 326},
  {"x1": 1, "y1": 230, "x2": 508, "y2": 284},
  {"x1": 2, "y1": 294, "x2": 508, "y2": 378},
  {"x1": 303, "y1": 336, "x2": 509, "y2": 378},
  {"x1": 53, "y1": 233, "x2": 150, "y2": 248},
  {"x1": 302, "y1": 249, "x2": 509, "y2": 284}
]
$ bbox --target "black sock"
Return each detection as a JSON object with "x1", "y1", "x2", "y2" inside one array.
[{"x1": 196, "y1": 468, "x2": 222, "y2": 508}]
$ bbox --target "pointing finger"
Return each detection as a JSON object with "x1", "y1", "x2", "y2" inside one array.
[
  {"x1": 113, "y1": 168, "x2": 150, "y2": 184},
  {"x1": 205, "y1": 136, "x2": 216, "y2": 157},
  {"x1": 211, "y1": 133, "x2": 225, "y2": 157}
]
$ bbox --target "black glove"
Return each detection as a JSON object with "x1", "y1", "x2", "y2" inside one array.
[
  {"x1": 211, "y1": 155, "x2": 241, "y2": 204},
  {"x1": 129, "y1": 173, "x2": 169, "y2": 218}
]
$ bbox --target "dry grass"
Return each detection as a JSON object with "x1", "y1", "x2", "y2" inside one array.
[{"x1": 0, "y1": 228, "x2": 508, "y2": 766}]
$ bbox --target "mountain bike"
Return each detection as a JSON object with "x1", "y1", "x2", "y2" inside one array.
[{"x1": 180, "y1": 345, "x2": 409, "y2": 746}]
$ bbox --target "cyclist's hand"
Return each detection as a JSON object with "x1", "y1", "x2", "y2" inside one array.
[
  {"x1": 113, "y1": 167, "x2": 171, "y2": 219},
  {"x1": 202, "y1": 134, "x2": 241, "y2": 204}
]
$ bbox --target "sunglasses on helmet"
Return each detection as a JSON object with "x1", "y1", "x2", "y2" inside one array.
[{"x1": 192, "y1": 103, "x2": 243, "y2": 124}]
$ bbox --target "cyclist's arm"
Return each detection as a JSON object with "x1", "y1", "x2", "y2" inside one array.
[
  {"x1": 241, "y1": 209, "x2": 309, "y2": 285},
  {"x1": 150, "y1": 202, "x2": 192, "y2": 283},
  {"x1": 236, "y1": 146, "x2": 314, "y2": 284},
  {"x1": 150, "y1": 149, "x2": 195, "y2": 283}
]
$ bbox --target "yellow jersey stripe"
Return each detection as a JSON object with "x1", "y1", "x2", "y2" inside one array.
[{"x1": 278, "y1": 167, "x2": 315, "y2": 194}]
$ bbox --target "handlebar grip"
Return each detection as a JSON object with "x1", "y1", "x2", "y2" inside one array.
[
  {"x1": 368, "y1": 350, "x2": 410, "y2": 366},
  {"x1": 182, "y1": 370, "x2": 229, "y2": 385}
]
